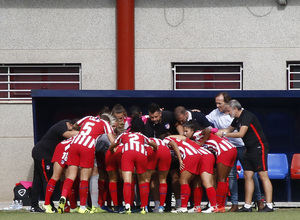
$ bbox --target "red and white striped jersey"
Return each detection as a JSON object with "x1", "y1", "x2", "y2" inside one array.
[
  {"x1": 114, "y1": 132, "x2": 151, "y2": 155},
  {"x1": 193, "y1": 130, "x2": 235, "y2": 156},
  {"x1": 77, "y1": 116, "x2": 113, "y2": 138},
  {"x1": 147, "y1": 137, "x2": 170, "y2": 153},
  {"x1": 163, "y1": 137, "x2": 200, "y2": 160},
  {"x1": 71, "y1": 116, "x2": 113, "y2": 149},
  {"x1": 149, "y1": 137, "x2": 167, "y2": 147},
  {"x1": 185, "y1": 138, "x2": 213, "y2": 156},
  {"x1": 60, "y1": 136, "x2": 76, "y2": 146},
  {"x1": 52, "y1": 136, "x2": 76, "y2": 164}
]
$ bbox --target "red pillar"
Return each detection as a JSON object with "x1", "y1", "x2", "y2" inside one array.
[{"x1": 116, "y1": 0, "x2": 135, "y2": 90}]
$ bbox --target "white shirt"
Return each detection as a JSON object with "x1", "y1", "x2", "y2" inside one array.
[
  {"x1": 206, "y1": 108, "x2": 244, "y2": 148},
  {"x1": 187, "y1": 111, "x2": 193, "y2": 121}
]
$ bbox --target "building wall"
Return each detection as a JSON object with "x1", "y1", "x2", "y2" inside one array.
[
  {"x1": 0, "y1": 104, "x2": 34, "y2": 202},
  {"x1": 134, "y1": 0, "x2": 300, "y2": 90},
  {"x1": 0, "y1": 0, "x2": 299, "y2": 201}
]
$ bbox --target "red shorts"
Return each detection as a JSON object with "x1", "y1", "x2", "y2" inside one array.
[
  {"x1": 121, "y1": 150, "x2": 147, "y2": 174},
  {"x1": 105, "y1": 145, "x2": 123, "y2": 172},
  {"x1": 181, "y1": 154, "x2": 202, "y2": 175},
  {"x1": 52, "y1": 143, "x2": 68, "y2": 168},
  {"x1": 216, "y1": 148, "x2": 237, "y2": 167},
  {"x1": 146, "y1": 145, "x2": 171, "y2": 171},
  {"x1": 200, "y1": 153, "x2": 215, "y2": 175},
  {"x1": 66, "y1": 143, "x2": 95, "y2": 168}
]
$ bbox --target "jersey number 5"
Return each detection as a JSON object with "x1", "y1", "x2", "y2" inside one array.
[{"x1": 81, "y1": 122, "x2": 95, "y2": 136}]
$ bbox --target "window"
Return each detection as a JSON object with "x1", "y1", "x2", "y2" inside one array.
[
  {"x1": 287, "y1": 62, "x2": 300, "y2": 90},
  {"x1": 172, "y1": 63, "x2": 243, "y2": 90},
  {"x1": 0, "y1": 64, "x2": 81, "y2": 101}
]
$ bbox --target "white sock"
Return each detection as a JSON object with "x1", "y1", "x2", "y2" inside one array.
[
  {"x1": 89, "y1": 174, "x2": 99, "y2": 207},
  {"x1": 266, "y1": 203, "x2": 273, "y2": 209},
  {"x1": 244, "y1": 204, "x2": 252, "y2": 209}
]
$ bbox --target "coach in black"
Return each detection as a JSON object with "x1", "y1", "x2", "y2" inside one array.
[
  {"x1": 145, "y1": 103, "x2": 179, "y2": 139},
  {"x1": 30, "y1": 119, "x2": 78, "y2": 212},
  {"x1": 216, "y1": 99, "x2": 273, "y2": 212}
]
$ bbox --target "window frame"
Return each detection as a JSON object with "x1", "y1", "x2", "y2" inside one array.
[
  {"x1": 287, "y1": 62, "x2": 300, "y2": 90},
  {"x1": 0, "y1": 63, "x2": 81, "y2": 103},
  {"x1": 172, "y1": 62, "x2": 243, "y2": 91}
]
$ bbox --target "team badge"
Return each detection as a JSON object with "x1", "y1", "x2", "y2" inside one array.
[
  {"x1": 61, "y1": 160, "x2": 65, "y2": 165},
  {"x1": 165, "y1": 123, "x2": 170, "y2": 129},
  {"x1": 46, "y1": 165, "x2": 51, "y2": 170}
]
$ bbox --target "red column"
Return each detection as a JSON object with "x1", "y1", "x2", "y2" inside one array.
[{"x1": 116, "y1": 0, "x2": 135, "y2": 90}]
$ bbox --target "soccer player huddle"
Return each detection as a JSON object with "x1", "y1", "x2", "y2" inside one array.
[{"x1": 38, "y1": 92, "x2": 274, "y2": 214}]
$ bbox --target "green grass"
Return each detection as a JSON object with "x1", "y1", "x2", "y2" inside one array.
[{"x1": 1, "y1": 209, "x2": 300, "y2": 220}]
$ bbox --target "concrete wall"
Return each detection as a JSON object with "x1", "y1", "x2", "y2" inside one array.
[
  {"x1": 134, "y1": 0, "x2": 300, "y2": 90},
  {"x1": 0, "y1": 0, "x2": 299, "y2": 201},
  {"x1": 0, "y1": 104, "x2": 34, "y2": 201}
]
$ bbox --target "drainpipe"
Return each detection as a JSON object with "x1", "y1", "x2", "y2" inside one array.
[{"x1": 116, "y1": 0, "x2": 135, "y2": 90}]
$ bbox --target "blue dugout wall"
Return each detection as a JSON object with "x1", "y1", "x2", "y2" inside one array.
[{"x1": 31, "y1": 89, "x2": 300, "y2": 202}]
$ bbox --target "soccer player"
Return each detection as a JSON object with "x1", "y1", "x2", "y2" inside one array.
[
  {"x1": 108, "y1": 115, "x2": 157, "y2": 214},
  {"x1": 57, "y1": 115, "x2": 115, "y2": 214},
  {"x1": 145, "y1": 137, "x2": 171, "y2": 213},
  {"x1": 167, "y1": 127, "x2": 218, "y2": 213},
  {"x1": 90, "y1": 113, "x2": 117, "y2": 213},
  {"x1": 105, "y1": 143, "x2": 124, "y2": 212},
  {"x1": 192, "y1": 123, "x2": 237, "y2": 212},
  {"x1": 125, "y1": 105, "x2": 149, "y2": 132},
  {"x1": 111, "y1": 104, "x2": 128, "y2": 133},
  {"x1": 43, "y1": 135, "x2": 79, "y2": 213},
  {"x1": 163, "y1": 137, "x2": 216, "y2": 213}
]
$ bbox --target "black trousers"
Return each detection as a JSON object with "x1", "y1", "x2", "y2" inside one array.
[{"x1": 31, "y1": 158, "x2": 53, "y2": 207}]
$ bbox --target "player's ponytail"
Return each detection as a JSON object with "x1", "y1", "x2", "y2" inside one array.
[{"x1": 129, "y1": 114, "x2": 145, "y2": 134}]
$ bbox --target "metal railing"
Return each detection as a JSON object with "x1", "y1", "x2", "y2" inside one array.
[
  {"x1": 0, "y1": 64, "x2": 81, "y2": 102},
  {"x1": 173, "y1": 63, "x2": 243, "y2": 91}
]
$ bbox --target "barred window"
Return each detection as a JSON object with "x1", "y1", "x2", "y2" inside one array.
[
  {"x1": 288, "y1": 62, "x2": 300, "y2": 90},
  {"x1": 0, "y1": 64, "x2": 81, "y2": 101},
  {"x1": 172, "y1": 63, "x2": 243, "y2": 90}
]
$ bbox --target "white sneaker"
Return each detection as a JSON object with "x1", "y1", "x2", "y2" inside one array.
[
  {"x1": 188, "y1": 206, "x2": 201, "y2": 213},
  {"x1": 188, "y1": 207, "x2": 196, "y2": 213},
  {"x1": 201, "y1": 206, "x2": 218, "y2": 213},
  {"x1": 171, "y1": 207, "x2": 188, "y2": 213}
]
